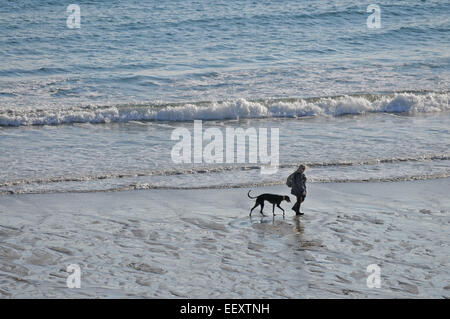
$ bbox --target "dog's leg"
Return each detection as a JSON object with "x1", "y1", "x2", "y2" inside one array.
[
  {"x1": 260, "y1": 202, "x2": 265, "y2": 216},
  {"x1": 277, "y1": 204, "x2": 285, "y2": 216},
  {"x1": 272, "y1": 204, "x2": 276, "y2": 216},
  {"x1": 250, "y1": 202, "x2": 259, "y2": 216}
]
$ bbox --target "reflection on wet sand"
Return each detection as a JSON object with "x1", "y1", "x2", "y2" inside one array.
[{"x1": 0, "y1": 179, "x2": 448, "y2": 298}]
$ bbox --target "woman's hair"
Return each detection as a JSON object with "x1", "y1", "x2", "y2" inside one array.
[{"x1": 299, "y1": 164, "x2": 306, "y2": 171}]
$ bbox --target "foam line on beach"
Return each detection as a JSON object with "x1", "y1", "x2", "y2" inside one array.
[
  {"x1": 0, "y1": 91, "x2": 448, "y2": 126},
  {"x1": 2, "y1": 172, "x2": 449, "y2": 195},
  {"x1": 1, "y1": 153, "x2": 448, "y2": 188}
]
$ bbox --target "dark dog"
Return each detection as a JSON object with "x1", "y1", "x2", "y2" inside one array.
[{"x1": 248, "y1": 190, "x2": 291, "y2": 216}]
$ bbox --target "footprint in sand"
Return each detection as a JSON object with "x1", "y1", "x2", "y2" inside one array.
[
  {"x1": 128, "y1": 262, "x2": 167, "y2": 275},
  {"x1": 26, "y1": 249, "x2": 59, "y2": 266},
  {"x1": 398, "y1": 281, "x2": 419, "y2": 295}
]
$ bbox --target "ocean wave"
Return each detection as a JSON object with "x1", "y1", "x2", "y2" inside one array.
[
  {"x1": 0, "y1": 67, "x2": 68, "y2": 77},
  {"x1": 0, "y1": 92, "x2": 448, "y2": 126}
]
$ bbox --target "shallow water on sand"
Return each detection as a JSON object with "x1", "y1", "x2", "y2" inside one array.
[
  {"x1": 1, "y1": 113, "x2": 449, "y2": 194},
  {"x1": 0, "y1": 179, "x2": 448, "y2": 298}
]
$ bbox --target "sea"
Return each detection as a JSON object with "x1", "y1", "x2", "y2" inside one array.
[{"x1": 0, "y1": 0, "x2": 449, "y2": 194}]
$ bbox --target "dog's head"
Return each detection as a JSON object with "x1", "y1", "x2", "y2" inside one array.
[{"x1": 283, "y1": 196, "x2": 291, "y2": 203}]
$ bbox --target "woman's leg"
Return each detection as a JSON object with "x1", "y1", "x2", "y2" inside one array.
[
  {"x1": 296, "y1": 195, "x2": 305, "y2": 215},
  {"x1": 293, "y1": 195, "x2": 301, "y2": 214}
]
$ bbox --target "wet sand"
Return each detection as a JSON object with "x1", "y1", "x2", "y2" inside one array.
[{"x1": 0, "y1": 179, "x2": 449, "y2": 298}]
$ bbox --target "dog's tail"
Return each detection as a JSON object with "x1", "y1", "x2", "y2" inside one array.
[{"x1": 247, "y1": 190, "x2": 257, "y2": 199}]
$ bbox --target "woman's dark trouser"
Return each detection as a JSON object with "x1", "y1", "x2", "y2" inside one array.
[{"x1": 292, "y1": 194, "x2": 305, "y2": 214}]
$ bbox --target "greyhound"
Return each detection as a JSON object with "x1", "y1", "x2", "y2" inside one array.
[{"x1": 248, "y1": 190, "x2": 291, "y2": 216}]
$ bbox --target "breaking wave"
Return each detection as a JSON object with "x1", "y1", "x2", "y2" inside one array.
[{"x1": 0, "y1": 92, "x2": 448, "y2": 126}]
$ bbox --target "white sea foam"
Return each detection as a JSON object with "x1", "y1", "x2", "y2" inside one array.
[
  {"x1": 1, "y1": 154, "x2": 449, "y2": 194},
  {"x1": 0, "y1": 92, "x2": 448, "y2": 126},
  {"x1": 1, "y1": 153, "x2": 448, "y2": 187},
  {"x1": 2, "y1": 172, "x2": 450, "y2": 195}
]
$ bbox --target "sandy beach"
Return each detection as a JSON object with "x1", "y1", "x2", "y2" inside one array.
[
  {"x1": 1, "y1": 0, "x2": 449, "y2": 302},
  {"x1": 0, "y1": 178, "x2": 448, "y2": 298}
]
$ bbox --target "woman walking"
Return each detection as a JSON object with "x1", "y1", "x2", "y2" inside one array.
[{"x1": 287, "y1": 164, "x2": 307, "y2": 215}]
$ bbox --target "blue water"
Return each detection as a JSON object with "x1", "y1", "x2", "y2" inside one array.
[
  {"x1": 0, "y1": 0, "x2": 449, "y2": 109},
  {"x1": 0, "y1": 0, "x2": 449, "y2": 193}
]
